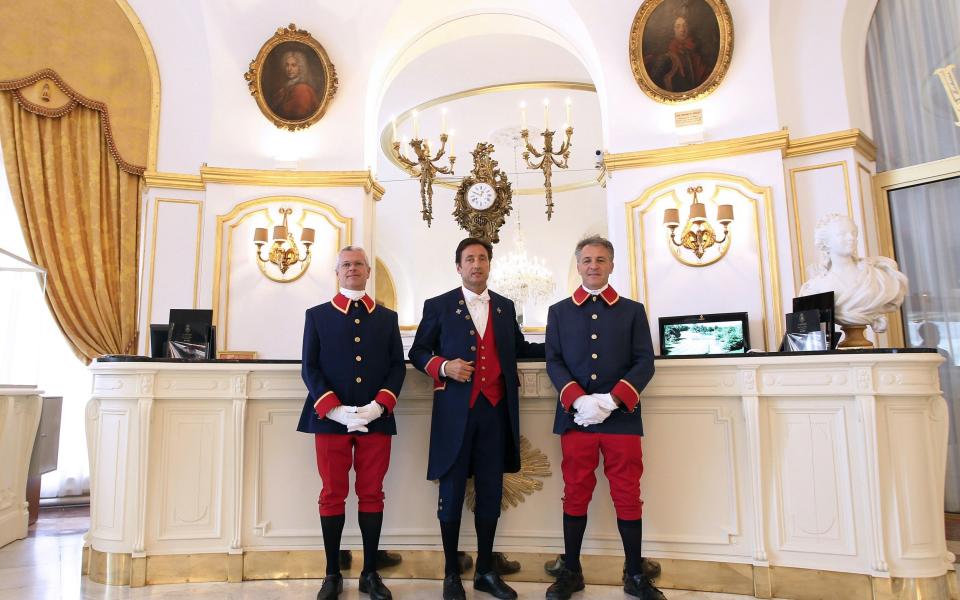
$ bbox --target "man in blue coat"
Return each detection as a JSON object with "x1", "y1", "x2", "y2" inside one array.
[
  {"x1": 297, "y1": 246, "x2": 405, "y2": 600},
  {"x1": 409, "y1": 237, "x2": 544, "y2": 600},
  {"x1": 544, "y1": 236, "x2": 665, "y2": 600}
]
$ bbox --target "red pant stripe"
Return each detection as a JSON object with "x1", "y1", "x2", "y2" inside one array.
[{"x1": 314, "y1": 433, "x2": 391, "y2": 516}]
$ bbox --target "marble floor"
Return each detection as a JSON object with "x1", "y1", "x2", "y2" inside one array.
[{"x1": 0, "y1": 507, "x2": 779, "y2": 599}]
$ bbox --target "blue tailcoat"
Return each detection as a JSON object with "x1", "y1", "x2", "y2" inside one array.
[
  {"x1": 409, "y1": 288, "x2": 544, "y2": 480},
  {"x1": 546, "y1": 287, "x2": 655, "y2": 435},
  {"x1": 296, "y1": 296, "x2": 405, "y2": 435}
]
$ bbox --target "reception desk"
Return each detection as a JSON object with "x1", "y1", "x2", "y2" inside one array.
[
  {"x1": 0, "y1": 387, "x2": 42, "y2": 548},
  {"x1": 83, "y1": 351, "x2": 955, "y2": 598}
]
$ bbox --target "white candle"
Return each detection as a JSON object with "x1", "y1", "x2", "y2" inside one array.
[
  {"x1": 441, "y1": 107, "x2": 448, "y2": 134},
  {"x1": 543, "y1": 98, "x2": 550, "y2": 129},
  {"x1": 565, "y1": 97, "x2": 572, "y2": 128},
  {"x1": 412, "y1": 110, "x2": 419, "y2": 139},
  {"x1": 520, "y1": 101, "x2": 527, "y2": 130}
]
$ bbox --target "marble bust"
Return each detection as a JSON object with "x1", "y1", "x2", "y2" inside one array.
[{"x1": 799, "y1": 214, "x2": 907, "y2": 333}]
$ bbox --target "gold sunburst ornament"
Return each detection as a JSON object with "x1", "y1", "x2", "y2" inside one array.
[{"x1": 465, "y1": 436, "x2": 552, "y2": 512}]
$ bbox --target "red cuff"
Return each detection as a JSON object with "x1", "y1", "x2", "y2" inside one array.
[
  {"x1": 313, "y1": 391, "x2": 341, "y2": 419},
  {"x1": 425, "y1": 356, "x2": 446, "y2": 387},
  {"x1": 559, "y1": 381, "x2": 587, "y2": 411},
  {"x1": 612, "y1": 379, "x2": 640, "y2": 412},
  {"x1": 374, "y1": 389, "x2": 397, "y2": 413}
]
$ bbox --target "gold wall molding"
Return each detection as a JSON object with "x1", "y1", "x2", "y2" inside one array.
[
  {"x1": 374, "y1": 257, "x2": 397, "y2": 311},
  {"x1": 143, "y1": 171, "x2": 204, "y2": 190},
  {"x1": 626, "y1": 173, "x2": 783, "y2": 350},
  {"x1": 145, "y1": 167, "x2": 385, "y2": 199},
  {"x1": 604, "y1": 128, "x2": 877, "y2": 172},
  {"x1": 786, "y1": 161, "x2": 853, "y2": 287},
  {"x1": 605, "y1": 130, "x2": 789, "y2": 171},
  {"x1": 84, "y1": 546, "x2": 956, "y2": 598},
  {"x1": 211, "y1": 196, "x2": 351, "y2": 352},
  {"x1": 144, "y1": 198, "x2": 203, "y2": 353},
  {"x1": 785, "y1": 128, "x2": 877, "y2": 162}
]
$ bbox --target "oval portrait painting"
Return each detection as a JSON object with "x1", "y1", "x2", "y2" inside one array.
[
  {"x1": 629, "y1": 0, "x2": 733, "y2": 104},
  {"x1": 245, "y1": 24, "x2": 339, "y2": 130}
]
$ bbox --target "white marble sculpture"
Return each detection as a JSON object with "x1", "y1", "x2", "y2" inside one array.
[{"x1": 799, "y1": 213, "x2": 907, "y2": 334}]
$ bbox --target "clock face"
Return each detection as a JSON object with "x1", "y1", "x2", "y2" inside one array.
[{"x1": 467, "y1": 182, "x2": 496, "y2": 210}]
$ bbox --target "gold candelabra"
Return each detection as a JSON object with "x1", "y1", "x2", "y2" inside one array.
[
  {"x1": 392, "y1": 133, "x2": 455, "y2": 227},
  {"x1": 253, "y1": 208, "x2": 314, "y2": 282},
  {"x1": 520, "y1": 98, "x2": 573, "y2": 220},
  {"x1": 663, "y1": 186, "x2": 734, "y2": 262}
]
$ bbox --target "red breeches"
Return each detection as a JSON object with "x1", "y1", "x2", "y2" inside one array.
[
  {"x1": 314, "y1": 433, "x2": 391, "y2": 517},
  {"x1": 560, "y1": 431, "x2": 644, "y2": 520}
]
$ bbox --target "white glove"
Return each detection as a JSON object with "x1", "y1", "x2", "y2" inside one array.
[
  {"x1": 572, "y1": 394, "x2": 615, "y2": 427},
  {"x1": 572, "y1": 395, "x2": 603, "y2": 427},
  {"x1": 326, "y1": 405, "x2": 369, "y2": 433},
  {"x1": 356, "y1": 401, "x2": 384, "y2": 422},
  {"x1": 593, "y1": 393, "x2": 619, "y2": 412}
]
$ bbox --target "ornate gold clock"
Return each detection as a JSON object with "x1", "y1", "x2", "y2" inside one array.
[{"x1": 453, "y1": 142, "x2": 513, "y2": 243}]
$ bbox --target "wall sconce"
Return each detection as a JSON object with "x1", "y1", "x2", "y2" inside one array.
[
  {"x1": 663, "y1": 185, "x2": 734, "y2": 266},
  {"x1": 253, "y1": 207, "x2": 314, "y2": 282}
]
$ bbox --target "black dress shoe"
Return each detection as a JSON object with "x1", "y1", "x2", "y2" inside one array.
[
  {"x1": 358, "y1": 571, "x2": 392, "y2": 600},
  {"x1": 443, "y1": 573, "x2": 466, "y2": 600},
  {"x1": 544, "y1": 555, "x2": 564, "y2": 578},
  {"x1": 623, "y1": 573, "x2": 666, "y2": 600},
  {"x1": 375, "y1": 550, "x2": 403, "y2": 570},
  {"x1": 473, "y1": 570, "x2": 518, "y2": 599},
  {"x1": 316, "y1": 573, "x2": 343, "y2": 600},
  {"x1": 456, "y1": 551, "x2": 473, "y2": 575},
  {"x1": 339, "y1": 550, "x2": 352, "y2": 570},
  {"x1": 491, "y1": 552, "x2": 521, "y2": 575},
  {"x1": 545, "y1": 567, "x2": 585, "y2": 600},
  {"x1": 641, "y1": 557, "x2": 662, "y2": 581}
]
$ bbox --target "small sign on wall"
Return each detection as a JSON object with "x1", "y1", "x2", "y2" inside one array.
[{"x1": 674, "y1": 109, "x2": 703, "y2": 128}]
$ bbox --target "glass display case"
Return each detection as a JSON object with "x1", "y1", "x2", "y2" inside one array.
[{"x1": 0, "y1": 248, "x2": 46, "y2": 386}]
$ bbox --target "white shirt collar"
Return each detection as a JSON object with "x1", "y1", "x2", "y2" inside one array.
[
  {"x1": 583, "y1": 284, "x2": 609, "y2": 296},
  {"x1": 462, "y1": 286, "x2": 490, "y2": 303},
  {"x1": 340, "y1": 287, "x2": 366, "y2": 300}
]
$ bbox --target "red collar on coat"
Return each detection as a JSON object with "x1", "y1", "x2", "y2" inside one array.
[
  {"x1": 571, "y1": 285, "x2": 619, "y2": 307},
  {"x1": 331, "y1": 293, "x2": 375, "y2": 314}
]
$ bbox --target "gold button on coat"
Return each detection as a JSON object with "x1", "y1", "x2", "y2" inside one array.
[
  {"x1": 590, "y1": 374, "x2": 597, "y2": 380},
  {"x1": 354, "y1": 318, "x2": 360, "y2": 324},
  {"x1": 354, "y1": 337, "x2": 360, "y2": 343},
  {"x1": 591, "y1": 314, "x2": 598, "y2": 320},
  {"x1": 592, "y1": 353, "x2": 598, "y2": 359},
  {"x1": 465, "y1": 315, "x2": 471, "y2": 320},
  {"x1": 353, "y1": 302, "x2": 359, "y2": 308},
  {"x1": 470, "y1": 346, "x2": 476, "y2": 351},
  {"x1": 355, "y1": 377, "x2": 362, "y2": 383},
  {"x1": 355, "y1": 356, "x2": 362, "y2": 362},
  {"x1": 591, "y1": 334, "x2": 598, "y2": 339},
  {"x1": 470, "y1": 330, "x2": 476, "y2": 336}
]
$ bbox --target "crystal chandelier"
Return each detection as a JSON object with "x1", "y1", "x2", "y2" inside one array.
[{"x1": 490, "y1": 217, "x2": 555, "y2": 324}]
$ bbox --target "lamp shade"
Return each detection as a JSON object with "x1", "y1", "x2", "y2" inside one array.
[
  {"x1": 663, "y1": 208, "x2": 680, "y2": 227},
  {"x1": 253, "y1": 227, "x2": 268, "y2": 245},
  {"x1": 300, "y1": 227, "x2": 315, "y2": 245},
  {"x1": 717, "y1": 204, "x2": 734, "y2": 224},
  {"x1": 688, "y1": 202, "x2": 707, "y2": 223},
  {"x1": 272, "y1": 225, "x2": 288, "y2": 241}
]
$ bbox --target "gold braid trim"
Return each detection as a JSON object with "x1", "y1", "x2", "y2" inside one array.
[{"x1": 0, "y1": 69, "x2": 146, "y2": 175}]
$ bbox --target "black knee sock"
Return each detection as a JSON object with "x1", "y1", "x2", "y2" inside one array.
[
  {"x1": 563, "y1": 513, "x2": 588, "y2": 573},
  {"x1": 474, "y1": 516, "x2": 498, "y2": 575},
  {"x1": 617, "y1": 518, "x2": 643, "y2": 577},
  {"x1": 358, "y1": 511, "x2": 383, "y2": 575},
  {"x1": 440, "y1": 519, "x2": 461, "y2": 576},
  {"x1": 320, "y1": 514, "x2": 346, "y2": 576}
]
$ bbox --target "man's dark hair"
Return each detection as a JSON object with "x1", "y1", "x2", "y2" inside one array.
[{"x1": 455, "y1": 237, "x2": 493, "y2": 264}]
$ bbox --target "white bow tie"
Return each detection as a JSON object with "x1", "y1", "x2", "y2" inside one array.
[{"x1": 469, "y1": 295, "x2": 489, "y2": 305}]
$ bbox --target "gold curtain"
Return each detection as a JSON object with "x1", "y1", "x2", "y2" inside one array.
[{"x1": 0, "y1": 88, "x2": 142, "y2": 363}]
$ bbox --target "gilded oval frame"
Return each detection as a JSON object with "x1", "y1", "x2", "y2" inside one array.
[
  {"x1": 244, "y1": 24, "x2": 339, "y2": 131},
  {"x1": 628, "y1": 0, "x2": 734, "y2": 104}
]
